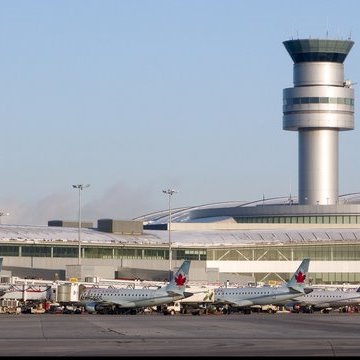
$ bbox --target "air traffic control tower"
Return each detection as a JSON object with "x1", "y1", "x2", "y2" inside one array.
[
  {"x1": 283, "y1": 38, "x2": 355, "y2": 205},
  {"x1": 156, "y1": 37, "x2": 360, "y2": 226}
]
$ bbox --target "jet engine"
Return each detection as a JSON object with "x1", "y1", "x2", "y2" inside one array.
[{"x1": 84, "y1": 302, "x2": 107, "y2": 314}]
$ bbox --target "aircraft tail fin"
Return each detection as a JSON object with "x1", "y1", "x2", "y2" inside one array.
[
  {"x1": 286, "y1": 258, "x2": 310, "y2": 293},
  {"x1": 356, "y1": 286, "x2": 360, "y2": 293},
  {"x1": 165, "y1": 260, "x2": 191, "y2": 296}
]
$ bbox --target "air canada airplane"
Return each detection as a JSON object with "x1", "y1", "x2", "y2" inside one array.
[
  {"x1": 214, "y1": 258, "x2": 312, "y2": 314},
  {"x1": 285, "y1": 286, "x2": 360, "y2": 313},
  {"x1": 80, "y1": 260, "x2": 191, "y2": 314}
]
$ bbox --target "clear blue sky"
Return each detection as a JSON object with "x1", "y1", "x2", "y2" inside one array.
[{"x1": 0, "y1": 0, "x2": 359, "y2": 225}]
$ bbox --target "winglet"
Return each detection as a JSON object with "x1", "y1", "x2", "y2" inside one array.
[
  {"x1": 286, "y1": 258, "x2": 310, "y2": 293},
  {"x1": 165, "y1": 260, "x2": 191, "y2": 296}
]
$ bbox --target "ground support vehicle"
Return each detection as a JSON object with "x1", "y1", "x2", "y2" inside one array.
[
  {"x1": 162, "y1": 301, "x2": 181, "y2": 315},
  {"x1": 0, "y1": 299, "x2": 21, "y2": 314}
]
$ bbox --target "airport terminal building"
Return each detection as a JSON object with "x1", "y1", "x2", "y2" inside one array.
[
  {"x1": 0, "y1": 193, "x2": 360, "y2": 285},
  {"x1": 1, "y1": 37, "x2": 360, "y2": 286}
]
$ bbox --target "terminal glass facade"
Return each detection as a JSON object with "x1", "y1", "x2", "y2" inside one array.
[
  {"x1": 235, "y1": 215, "x2": 360, "y2": 224},
  {"x1": 1, "y1": 242, "x2": 360, "y2": 284}
]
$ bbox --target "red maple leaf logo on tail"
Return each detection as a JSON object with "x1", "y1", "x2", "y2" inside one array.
[
  {"x1": 175, "y1": 273, "x2": 186, "y2": 286},
  {"x1": 295, "y1": 271, "x2": 306, "y2": 283}
]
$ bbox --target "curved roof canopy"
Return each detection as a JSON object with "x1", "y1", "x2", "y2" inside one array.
[{"x1": 0, "y1": 224, "x2": 360, "y2": 247}]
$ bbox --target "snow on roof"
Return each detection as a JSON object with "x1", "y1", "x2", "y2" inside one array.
[{"x1": 0, "y1": 224, "x2": 358, "y2": 247}]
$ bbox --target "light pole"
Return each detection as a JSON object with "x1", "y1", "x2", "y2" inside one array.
[
  {"x1": 72, "y1": 184, "x2": 90, "y2": 265},
  {"x1": 162, "y1": 188, "x2": 177, "y2": 281}
]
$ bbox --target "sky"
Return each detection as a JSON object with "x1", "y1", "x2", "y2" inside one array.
[{"x1": 0, "y1": 0, "x2": 360, "y2": 226}]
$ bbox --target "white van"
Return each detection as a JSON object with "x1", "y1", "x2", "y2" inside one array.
[{"x1": 162, "y1": 301, "x2": 181, "y2": 315}]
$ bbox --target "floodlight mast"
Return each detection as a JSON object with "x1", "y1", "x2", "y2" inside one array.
[
  {"x1": 72, "y1": 184, "x2": 90, "y2": 265},
  {"x1": 162, "y1": 188, "x2": 177, "y2": 282}
]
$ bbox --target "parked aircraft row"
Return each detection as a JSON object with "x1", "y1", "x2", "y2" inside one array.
[
  {"x1": 1, "y1": 256, "x2": 359, "y2": 314},
  {"x1": 80, "y1": 258, "x2": 311, "y2": 314},
  {"x1": 2, "y1": 256, "x2": 355, "y2": 314}
]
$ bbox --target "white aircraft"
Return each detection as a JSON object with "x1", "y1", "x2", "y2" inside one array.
[
  {"x1": 285, "y1": 286, "x2": 360, "y2": 313},
  {"x1": 80, "y1": 260, "x2": 192, "y2": 314},
  {"x1": 214, "y1": 258, "x2": 311, "y2": 314}
]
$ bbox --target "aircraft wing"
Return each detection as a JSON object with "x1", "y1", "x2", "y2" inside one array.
[
  {"x1": 85, "y1": 298, "x2": 136, "y2": 308},
  {"x1": 101, "y1": 299, "x2": 137, "y2": 307},
  {"x1": 221, "y1": 298, "x2": 254, "y2": 307}
]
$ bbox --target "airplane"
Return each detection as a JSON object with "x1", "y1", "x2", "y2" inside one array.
[
  {"x1": 80, "y1": 260, "x2": 192, "y2": 314},
  {"x1": 213, "y1": 258, "x2": 312, "y2": 314},
  {"x1": 284, "y1": 286, "x2": 360, "y2": 313}
]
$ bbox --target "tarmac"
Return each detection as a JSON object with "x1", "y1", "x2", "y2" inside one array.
[{"x1": 1, "y1": 312, "x2": 360, "y2": 357}]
